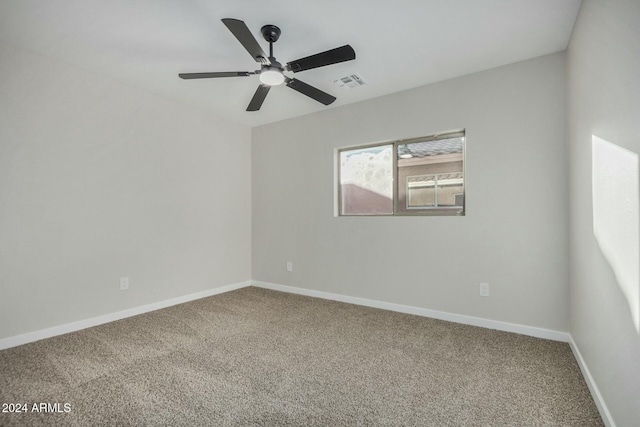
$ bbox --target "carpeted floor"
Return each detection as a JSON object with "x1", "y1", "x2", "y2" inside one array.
[{"x1": 1, "y1": 286, "x2": 602, "y2": 426}]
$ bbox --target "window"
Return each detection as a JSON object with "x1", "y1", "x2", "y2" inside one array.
[{"x1": 338, "y1": 131, "x2": 465, "y2": 216}]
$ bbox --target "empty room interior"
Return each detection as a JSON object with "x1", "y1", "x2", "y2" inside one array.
[{"x1": 0, "y1": 0, "x2": 638, "y2": 425}]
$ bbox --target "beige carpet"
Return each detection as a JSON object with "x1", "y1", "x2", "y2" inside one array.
[{"x1": 1, "y1": 287, "x2": 602, "y2": 426}]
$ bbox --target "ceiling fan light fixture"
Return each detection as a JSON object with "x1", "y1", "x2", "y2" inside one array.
[{"x1": 260, "y1": 68, "x2": 285, "y2": 86}]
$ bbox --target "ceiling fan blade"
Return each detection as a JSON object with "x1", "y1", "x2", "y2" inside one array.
[
  {"x1": 179, "y1": 71, "x2": 255, "y2": 79},
  {"x1": 222, "y1": 18, "x2": 270, "y2": 65},
  {"x1": 285, "y1": 77, "x2": 336, "y2": 106},
  {"x1": 286, "y1": 45, "x2": 355, "y2": 73},
  {"x1": 247, "y1": 84, "x2": 271, "y2": 111}
]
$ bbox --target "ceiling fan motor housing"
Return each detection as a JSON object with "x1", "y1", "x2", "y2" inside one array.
[
  {"x1": 259, "y1": 24, "x2": 284, "y2": 85},
  {"x1": 261, "y1": 25, "x2": 281, "y2": 43}
]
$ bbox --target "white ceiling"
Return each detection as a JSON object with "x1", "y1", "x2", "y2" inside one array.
[{"x1": 0, "y1": 0, "x2": 581, "y2": 128}]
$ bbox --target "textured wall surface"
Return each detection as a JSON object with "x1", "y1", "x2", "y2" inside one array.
[
  {"x1": 0, "y1": 42, "x2": 252, "y2": 339},
  {"x1": 252, "y1": 52, "x2": 568, "y2": 332},
  {"x1": 567, "y1": 0, "x2": 640, "y2": 425}
]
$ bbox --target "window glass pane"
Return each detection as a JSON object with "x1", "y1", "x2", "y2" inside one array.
[
  {"x1": 407, "y1": 175, "x2": 436, "y2": 208},
  {"x1": 340, "y1": 145, "x2": 393, "y2": 215},
  {"x1": 397, "y1": 136, "x2": 464, "y2": 214},
  {"x1": 436, "y1": 173, "x2": 464, "y2": 207}
]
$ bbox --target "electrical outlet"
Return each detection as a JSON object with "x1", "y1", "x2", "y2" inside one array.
[
  {"x1": 120, "y1": 277, "x2": 129, "y2": 290},
  {"x1": 286, "y1": 261, "x2": 293, "y2": 272},
  {"x1": 479, "y1": 282, "x2": 490, "y2": 297}
]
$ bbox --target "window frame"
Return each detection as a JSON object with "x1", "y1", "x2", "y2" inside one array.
[{"x1": 337, "y1": 130, "x2": 466, "y2": 217}]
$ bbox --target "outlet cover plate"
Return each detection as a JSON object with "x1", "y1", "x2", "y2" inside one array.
[{"x1": 479, "y1": 282, "x2": 490, "y2": 297}]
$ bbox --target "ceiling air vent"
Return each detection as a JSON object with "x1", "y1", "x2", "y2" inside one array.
[{"x1": 333, "y1": 73, "x2": 366, "y2": 90}]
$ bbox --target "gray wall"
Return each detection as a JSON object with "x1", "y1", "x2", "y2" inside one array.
[
  {"x1": 252, "y1": 52, "x2": 568, "y2": 332},
  {"x1": 567, "y1": 0, "x2": 640, "y2": 425},
  {"x1": 0, "y1": 42, "x2": 252, "y2": 340}
]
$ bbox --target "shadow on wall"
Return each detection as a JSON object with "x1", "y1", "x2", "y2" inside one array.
[
  {"x1": 341, "y1": 184, "x2": 392, "y2": 215},
  {"x1": 592, "y1": 135, "x2": 639, "y2": 334}
]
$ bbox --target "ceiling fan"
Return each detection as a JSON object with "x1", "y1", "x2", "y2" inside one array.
[{"x1": 179, "y1": 18, "x2": 356, "y2": 111}]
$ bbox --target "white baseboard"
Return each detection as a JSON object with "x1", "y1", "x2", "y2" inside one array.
[
  {"x1": 251, "y1": 281, "x2": 570, "y2": 342},
  {"x1": 2, "y1": 279, "x2": 569, "y2": 349},
  {"x1": 569, "y1": 336, "x2": 616, "y2": 427},
  {"x1": 0, "y1": 280, "x2": 251, "y2": 351}
]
